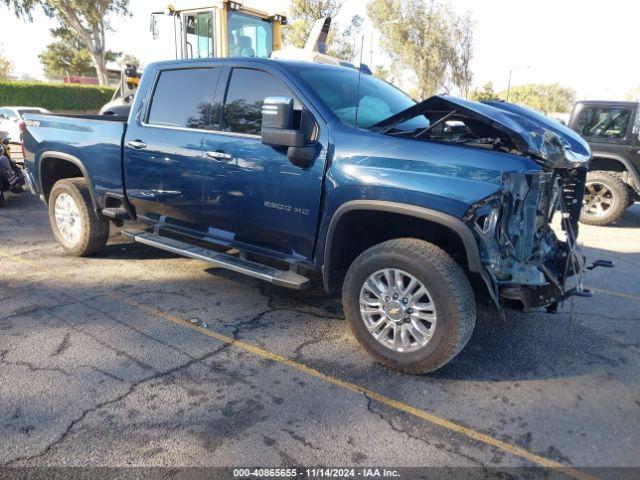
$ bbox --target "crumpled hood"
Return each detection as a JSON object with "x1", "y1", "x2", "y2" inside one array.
[{"x1": 375, "y1": 95, "x2": 591, "y2": 169}]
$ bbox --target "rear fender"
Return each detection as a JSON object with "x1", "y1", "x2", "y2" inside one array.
[{"x1": 39, "y1": 151, "x2": 100, "y2": 211}]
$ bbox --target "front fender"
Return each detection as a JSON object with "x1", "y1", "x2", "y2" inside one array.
[{"x1": 320, "y1": 200, "x2": 484, "y2": 282}]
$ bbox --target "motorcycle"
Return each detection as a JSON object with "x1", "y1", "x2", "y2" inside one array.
[{"x1": 0, "y1": 136, "x2": 26, "y2": 207}]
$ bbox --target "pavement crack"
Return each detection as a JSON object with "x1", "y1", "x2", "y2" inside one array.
[
  {"x1": 51, "y1": 333, "x2": 72, "y2": 357},
  {"x1": 282, "y1": 428, "x2": 321, "y2": 450},
  {"x1": 0, "y1": 349, "x2": 70, "y2": 377},
  {"x1": 0, "y1": 301, "x2": 79, "y2": 322},
  {"x1": 81, "y1": 299, "x2": 210, "y2": 362},
  {"x1": 364, "y1": 395, "x2": 489, "y2": 473},
  {"x1": 79, "y1": 365, "x2": 131, "y2": 384},
  {"x1": 2, "y1": 342, "x2": 231, "y2": 466},
  {"x1": 293, "y1": 331, "x2": 330, "y2": 359}
]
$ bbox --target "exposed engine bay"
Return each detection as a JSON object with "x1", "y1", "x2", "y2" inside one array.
[
  {"x1": 372, "y1": 95, "x2": 613, "y2": 312},
  {"x1": 463, "y1": 168, "x2": 590, "y2": 312}
]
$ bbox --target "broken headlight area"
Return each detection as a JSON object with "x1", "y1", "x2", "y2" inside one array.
[{"x1": 465, "y1": 167, "x2": 596, "y2": 312}]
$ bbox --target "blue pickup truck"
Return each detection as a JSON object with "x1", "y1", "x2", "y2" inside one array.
[{"x1": 22, "y1": 58, "x2": 600, "y2": 373}]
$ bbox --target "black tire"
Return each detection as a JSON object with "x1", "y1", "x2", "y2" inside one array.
[
  {"x1": 580, "y1": 171, "x2": 630, "y2": 226},
  {"x1": 48, "y1": 178, "x2": 109, "y2": 256},
  {"x1": 342, "y1": 238, "x2": 476, "y2": 374}
]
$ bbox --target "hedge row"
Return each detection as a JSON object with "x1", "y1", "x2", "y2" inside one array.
[{"x1": 0, "y1": 81, "x2": 115, "y2": 112}]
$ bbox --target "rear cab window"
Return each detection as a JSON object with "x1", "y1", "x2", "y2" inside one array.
[{"x1": 147, "y1": 67, "x2": 221, "y2": 130}]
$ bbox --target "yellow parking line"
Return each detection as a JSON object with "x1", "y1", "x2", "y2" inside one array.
[
  {"x1": 1, "y1": 249, "x2": 599, "y2": 480},
  {"x1": 119, "y1": 296, "x2": 598, "y2": 480},
  {"x1": 589, "y1": 286, "x2": 640, "y2": 304}
]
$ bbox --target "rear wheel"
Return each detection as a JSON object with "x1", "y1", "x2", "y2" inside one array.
[
  {"x1": 342, "y1": 238, "x2": 476, "y2": 374},
  {"x1": 580, "y1": 171, "x2": 629, "y2": 226},
  {"x1": 48, "y1": 178, "x2": 109, "y2": 256}
]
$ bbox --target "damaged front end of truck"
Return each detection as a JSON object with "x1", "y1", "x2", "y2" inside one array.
[
  {"x1": 373, "y1": 95, "x2": 613, "y2": 313},
  {"x1": 465, "y1": 167, "x2": 591, "y2": 312}
]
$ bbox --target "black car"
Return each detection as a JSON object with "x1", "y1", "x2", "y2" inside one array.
[{"x1": 568, "y1": 100, "x2": 640, "y2": 225}]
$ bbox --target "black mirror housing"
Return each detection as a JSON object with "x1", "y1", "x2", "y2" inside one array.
[
  {"x1": 262, "y1": 96, "x2": 294, "y2": 129},
  {"x1": 261, "y1": 96, "x2": 305, "y2": 147}
]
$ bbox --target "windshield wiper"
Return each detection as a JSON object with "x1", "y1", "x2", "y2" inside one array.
[
  {"x1": 414, "y1": 110, "x2": 456, "y2": 138},
  {"x1": 370, "y1": 99, "x2": 431, "y2": 133}
]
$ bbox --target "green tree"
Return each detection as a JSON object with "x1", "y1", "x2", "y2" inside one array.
[
  {"x1": 450, "y1": 12, "x2": 473, "y2": 98},
  {"x1": 40, "y1": 28, "x2": 124, "y2": 80},
  {"x1": 284, "y1": 0, "x2": 364, "y2": 61},
  {"x1": 118, "y1": 53, "x2": 140, "y2": 68},
  {"x1": 498, "y1": 83, "x2": 576, "y2": 113},
  {"x1": 367, "y1": 0, "x2": 474, "y2": 100},
  {"x1": 39, "y1": 27, "x2": 94, "y2": 78},
  {"x1": 0, "y1": 53, "x2": 14, "y2": 80},
  {"x1": 373, "y1": 64, "x2": 390, "y2": 81},
  {"x1": 4, "y1": 0, "x2": 130, "y2": 85},
  {"x1": 469, "y1": 82, "x2": 499, "y2": 102}
]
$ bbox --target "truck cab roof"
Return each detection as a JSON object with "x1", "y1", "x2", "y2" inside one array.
[
  {"x1": 144, "y1": 56, "x2": 360, "y2": 74},
  {"x1": 574, "y1": 100, "x2": 639, "y2": 108}
]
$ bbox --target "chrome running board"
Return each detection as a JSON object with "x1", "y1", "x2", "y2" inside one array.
[{"x1": 123, "y1": 230, "x2": 310, "y2": 290}]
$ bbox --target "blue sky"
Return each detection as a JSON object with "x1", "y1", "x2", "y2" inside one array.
[{"x1": 1, "y1": 0, "x2": 638, "y2": 100}]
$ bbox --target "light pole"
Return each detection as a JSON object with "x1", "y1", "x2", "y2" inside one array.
[{"x1": 506, "y1": 65, "x2": 531, "y2": 102}]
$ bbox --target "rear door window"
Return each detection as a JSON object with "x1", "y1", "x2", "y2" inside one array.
[
  {"x1": 147, "y1": 68, "x2": 220, "y2": 130},
  {"x1": 222, "y1": 68, "x2": 293, "y2": 135},
  {"x1": 575, "y1": 107, "x2": 632, "y2": 139}
]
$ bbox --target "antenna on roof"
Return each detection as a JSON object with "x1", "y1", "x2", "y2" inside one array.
[{"x1": 354, "y1": 33, "x2": 365, "y2": 130}]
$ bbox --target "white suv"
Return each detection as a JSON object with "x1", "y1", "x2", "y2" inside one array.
[{"x1": 0, "y1": 106, "x2": 50, "y2": 143}]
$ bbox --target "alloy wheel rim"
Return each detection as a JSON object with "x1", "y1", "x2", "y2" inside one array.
[
  {"x1": 54, "y1": 193, "x2": 82, "y2": 246},
  {"x1": 583, "y1": 182, "x2": 616, "y2": 218},
  {"x1": 359, "y1": 268, "x2": 437, "y2": 353}
]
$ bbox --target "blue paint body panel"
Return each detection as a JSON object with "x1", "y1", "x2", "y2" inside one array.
[
  {"x1": 22, "y1": 57, "x2": 575, "y2": 273},
  {"x1": 22, "y1": 115, "x2": 126, "y2": 207}
]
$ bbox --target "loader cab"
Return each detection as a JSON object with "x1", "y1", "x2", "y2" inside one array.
[{"x1": 152, "y1": 1, "x2": 286, "y2": 60}]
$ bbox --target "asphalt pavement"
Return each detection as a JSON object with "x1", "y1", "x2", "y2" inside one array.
[{"x1": 1, "y1": 193, "x2": 639, "y2": 478}]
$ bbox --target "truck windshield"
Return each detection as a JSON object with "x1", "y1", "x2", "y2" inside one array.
[
  {"x1": 298, "y1": 67, "x2": 429, "y2": 131},
  {"x1": 227, "y1": 12, "x2": 274, "y2": 58}
]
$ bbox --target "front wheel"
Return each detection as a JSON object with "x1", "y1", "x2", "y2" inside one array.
[
  {"x1": 48, "y1": 178, "x2": 109, "y2": 256},
  {"x1": 580, "y1": 171, "x2": 630, "y2": 226},
  {"x1": 342, "y1": 238, "x2": 476, "y2": 374}
]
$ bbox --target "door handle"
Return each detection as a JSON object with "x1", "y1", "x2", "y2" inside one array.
[
  {"x1": 206, "y1": 150, "x2": 233, "y2": 161},
  {"x1": 128, "y1": 140, "x2": 147, "y2": 149}
]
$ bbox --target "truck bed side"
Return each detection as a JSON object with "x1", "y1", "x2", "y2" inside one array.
[{"x1": 22, "y1": 114, "x2": 127, "y2": 209}]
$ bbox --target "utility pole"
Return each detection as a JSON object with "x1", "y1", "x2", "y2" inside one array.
[{"x1": 507, "y1": 65, "x2": 531, "y2": 102}]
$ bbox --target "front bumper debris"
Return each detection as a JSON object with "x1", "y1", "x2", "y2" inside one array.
[{"x1": 466, "y1": 167, "x2": 613, "y2": 313}]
